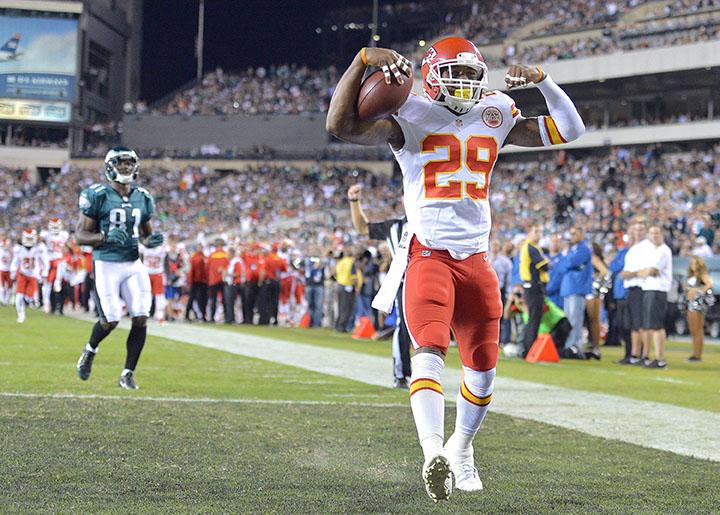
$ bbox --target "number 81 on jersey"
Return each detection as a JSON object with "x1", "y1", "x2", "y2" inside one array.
[{"x1": 421, "y1": 134, "x2": 498, "y2": 201}]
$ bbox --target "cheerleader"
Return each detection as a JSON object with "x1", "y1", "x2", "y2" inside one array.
[{"x1": 686, "y1": 256, "x2": 714, "y2": 362}]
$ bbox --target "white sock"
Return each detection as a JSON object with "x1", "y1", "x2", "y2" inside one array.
[
  {"x1": 42, "y1": 283, "x2": 51, "y2": 306},
  {"x1": 409, "y1": 352, "x2": 446, "y2": 462},
  {"x1": 446, "y1": 367, "x2": 495, "y2": 457},
  {"x1": 155, "y1": 295, "x2": 166, "y2": 320},
  {"x1": 15, "y1": 294, "x2": 25, "y2": 316},
  {"x1": 121, "y1": 368, "x2": 133, "y2": 376},
  {"x1": 85, "y1": 343, "x2": 97, "y2": 354}
]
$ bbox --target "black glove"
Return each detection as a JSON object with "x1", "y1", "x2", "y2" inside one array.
[
  {"x1": 105, "y1": 227, "x2": 130, "y2": 245},
  {"x1": 145, "y1": 232, "x2": 164, "y2": 248}
]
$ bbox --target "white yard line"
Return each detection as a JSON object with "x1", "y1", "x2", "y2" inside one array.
[
  {"x1": 67, "y1": 313, "x2": 720, "y2": 462},
  {"x1": 0, "y1": 391, "x2": 404, "y2": 407}
]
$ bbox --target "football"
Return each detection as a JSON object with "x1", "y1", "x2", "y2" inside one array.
[{"x1": 356, "y1": 69, "x2": 413, "y2": 121}]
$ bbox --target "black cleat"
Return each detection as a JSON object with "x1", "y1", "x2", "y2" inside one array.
[
  {"x1": 615, "y1": 356, "x2": 632, "y2": 365},
  {"x1": 584, "y1": 348, "x2": 601, "y2": 360},
  {"x1": 76, "y1": 349, "x2": 96, "y2": 380},
  {"x1": 394, "y1": 378, "x2": 409, "y2": 389},
  {"x1": 118, "y1": 371, "x2": 139, "y2": 390}
]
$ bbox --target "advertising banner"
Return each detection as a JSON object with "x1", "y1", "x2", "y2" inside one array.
[{"x1": 0, "y1": 12, "x2": 78, "y2": 103}]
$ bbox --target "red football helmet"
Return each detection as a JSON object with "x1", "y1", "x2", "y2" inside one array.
[
  {"x1": 22, "y1": 228, "x2": 37, "y2": 247},
  {"x1": 48, "y1": 217, "x2": 62, "y2": 234},
  {"x1": 421, "y1": 36, "x2": 489, "y2": 114}
]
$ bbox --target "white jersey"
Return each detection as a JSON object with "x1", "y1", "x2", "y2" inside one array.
[
  {"x1": 391, "y1": 92, "x2": 521, "y2": 259},
  {"x1": 43, "y1": 230, "x2": 69, "y2": 261},
  {"x1": 11, "y1": 244, "x2": 48, "y2": 279},
  {"x1": 140, "y1": 245, "x2": 167, "y2": 275},
  {"x1": 0, "y1": 244, "x2": 11, "y2": 272}
]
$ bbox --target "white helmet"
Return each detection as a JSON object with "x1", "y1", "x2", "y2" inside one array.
[
  {"x1": 22, "y1": 228, "x2": 37, "y2": 247},
  {"x1": 104, "y1": 146, "x2": 139, "y2": 184},
  {"x1": 48, "y1": 217, "x2": 62, "y2": 234}
]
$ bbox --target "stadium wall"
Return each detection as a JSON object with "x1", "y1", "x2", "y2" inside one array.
[
  {"x1": 0, "y1": 146, "x2": 69, "y2": 169},
  {"x1": 68, "y1": 158, "x2": 394, "y2": 175},
  {"x1": 121, "y1": 115, "x2": 330, "y2": 152}
]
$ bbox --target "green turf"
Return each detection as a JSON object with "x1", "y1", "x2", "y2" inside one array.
[
  {"x1": 0, "y1": 307, "x2": 400, "y2": 403},
  {"x1": 2, "y1": 397, "x2": 719, "y2": 513},
  {"x1": 1, "y1": 306, "x2": 719, "y2": 512},
  {"x1": 211, "y1": 322, "x2": 720, "y2": 413}
]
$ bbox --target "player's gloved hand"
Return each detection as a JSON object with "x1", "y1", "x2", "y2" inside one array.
[
  {"x1": 145, "y1": 232, "x2": 164, "y2": 248},
  {"x1": 105, "y1": 227, "x2": 130, "y2": 245},
  {"x1": 361, "y1": 47, "x2": 412, "y2": 85},
  {"x1": 505, "y1": 64, "x2": 545, "y2": 89}
]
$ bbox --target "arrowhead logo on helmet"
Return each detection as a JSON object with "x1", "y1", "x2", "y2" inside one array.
[
  {"x1": 104, "y1": 146, "x2": 139, "y2": 184},
  {"x1": 421, "y1": 37, "x2": 489, "y2": 115}
]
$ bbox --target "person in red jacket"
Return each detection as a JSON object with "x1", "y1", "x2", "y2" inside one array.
[
  {"x1": 207, "y1": 238, "x2": 230, "y2": 323},
  {"x1": 258, "y1": 243, "x2": 288, "y2": 325},
  {"x1": 184, "y1": 242, "x2": 208, "y2": 322},
  {"x1": 242, "y1": 243, "x2": 262, "y2": 324}
]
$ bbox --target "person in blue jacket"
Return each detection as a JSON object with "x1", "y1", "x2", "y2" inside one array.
[
  {"x1": 546, "y1": 233, "x2": 566, "y2": 309},
  {"x1": 609, "y1": 234, "x2": 632, "y2": 364},
  {"x1": 560, "y1": 226, "x2": 593, "y2": 351}
]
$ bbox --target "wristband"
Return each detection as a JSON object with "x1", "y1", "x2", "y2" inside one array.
[{"x1": 360, "y1": 47, "x2": 368, "y2": 66}]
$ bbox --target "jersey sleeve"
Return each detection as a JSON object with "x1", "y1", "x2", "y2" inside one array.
[
  {"x1": 78, "y1": 187, "x2": 99, "y2": 219},
  {"x1": 138, "y1": 187, "x2": 155, "y2": 222}
]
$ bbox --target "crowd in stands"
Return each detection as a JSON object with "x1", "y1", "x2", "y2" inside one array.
[
  {"x1": 0, "y1": 126, "x2": 69, "y2": 149},
  {"x1": 154, "y1": 66, "x2": 339, "y2": 116},
  {"x1": 124, "y1": 0, "x2": 716, "y2": 121},
  {"x1": 498, "y1": 8, "x2": 720, "y2": 66},
  {"x1": 2, "y1": 145, "x2": 720, "y2": 359}
]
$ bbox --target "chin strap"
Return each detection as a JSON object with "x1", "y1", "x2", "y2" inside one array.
[{"x1": 535, "y1": 74, "x2": 585, "y2": 146}]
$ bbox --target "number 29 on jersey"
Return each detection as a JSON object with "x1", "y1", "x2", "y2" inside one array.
[{"x1": 421, "y1": 134, "x2": 499, "y2": 201}]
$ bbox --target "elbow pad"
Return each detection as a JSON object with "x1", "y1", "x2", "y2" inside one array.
[{"x1": 536, "y1": 74, "x2": 585, "y2": 145}]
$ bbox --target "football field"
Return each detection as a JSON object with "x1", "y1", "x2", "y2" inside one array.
[{"x1": 1, "y1": 306, "x2": 719, "y2": 513}]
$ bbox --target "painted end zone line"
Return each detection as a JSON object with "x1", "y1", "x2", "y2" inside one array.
[{"x1": 0, "y1": 391, "x2": 405, "y2": 408}]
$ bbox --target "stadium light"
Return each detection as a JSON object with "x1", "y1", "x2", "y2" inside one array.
[
  {"x1": 315, "y1": 27, "x2": 322, "y2": 34},
  {"x1": 419, "y1": 40, "x2": 426, "y2": 47},
  {"x1": 331, "y1": 25, "x2": 338, "y2": 31},
  {"x1": 373, "y1": 34, "x2": 381, "y2": 42}
]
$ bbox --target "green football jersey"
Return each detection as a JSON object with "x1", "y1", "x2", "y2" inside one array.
[{"x1": 79, "y1": 183, "x2": 155, "y2": 262}]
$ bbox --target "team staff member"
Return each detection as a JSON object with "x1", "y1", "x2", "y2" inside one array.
[
  {"x1": 258, "y1": 244, "x2": 287, "y2": 325},
  {"x1": 185, "y1": 242, "x2": 208, "y2": 322},
  {"x1": 519, "y1": 225, "x2": 550, "y2": 355},
  {"x1": 206, "y1": 238, "x2": 229, "y2": 323},
  {"x1": 243, "y1": 244, "x2": 262, "y2": 324}
]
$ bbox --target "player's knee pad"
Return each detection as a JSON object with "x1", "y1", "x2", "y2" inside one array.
[
  {"x1": 131, "y1": 316, "x2": 148, "y2": 327},
  {"x1": 462, "y1": 366, "x2": 495, "y2": 398},
  {"x1": 410, "y1": 351, "x2": 445, "y2": 382}
]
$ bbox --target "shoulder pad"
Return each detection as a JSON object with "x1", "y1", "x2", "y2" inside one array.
[{"x1": 136, "y1": 186, "x2": 153, "y2": 199}]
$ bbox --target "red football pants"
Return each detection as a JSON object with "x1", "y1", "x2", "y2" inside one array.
[{"x1": 402, "y1": 237, "x2": 501, "y2": 371}]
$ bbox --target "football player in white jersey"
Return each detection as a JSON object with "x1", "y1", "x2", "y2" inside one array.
[
  {"x1": 0, "y1": 235, "x2": 13, "y2": 305},
  {"x1": 10, "y1": 229, "x2": 49, "y2": 323},
  {"x1": 140, "y1": 243, "x2": 169, "y2": 322},
  {"x1": 41, "y1": 218, "x2": 70, "y2": 313},
  {"x1": 327, "y1": 37, "x2": 584, "y2": 502}
]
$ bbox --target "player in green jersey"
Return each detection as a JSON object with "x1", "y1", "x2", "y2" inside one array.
[{"x1": 75, "y1": 147, "x2": 164, "y2": 389}]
